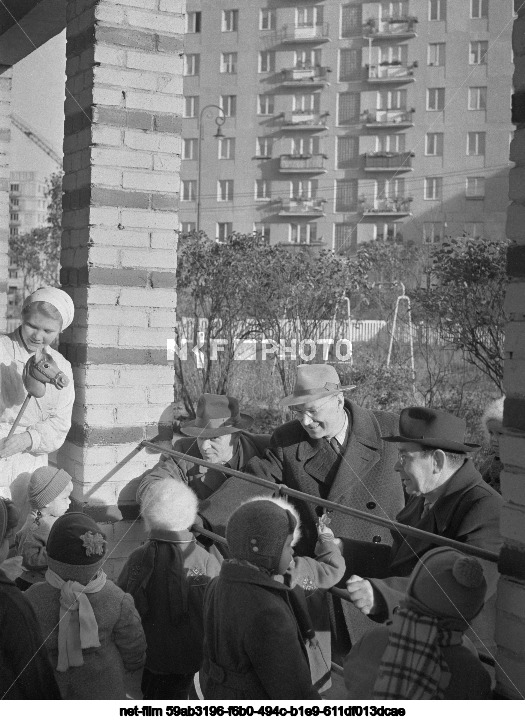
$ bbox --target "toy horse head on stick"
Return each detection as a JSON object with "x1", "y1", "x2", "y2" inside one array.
[{"x1": 5, "y1": 350, "x2": 70, "y2": 443}]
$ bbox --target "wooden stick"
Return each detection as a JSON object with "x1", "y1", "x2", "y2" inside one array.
[{"x1": 5, "y1": 395, "x2": 32, "y2": 442}]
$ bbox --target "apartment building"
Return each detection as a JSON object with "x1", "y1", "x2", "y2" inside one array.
[{"x1": 180, "y1": 0, "x2": 513, "y2": 253}]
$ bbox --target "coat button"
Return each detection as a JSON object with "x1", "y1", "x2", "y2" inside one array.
[
  {"x1": 366, "y1": 502, "x2": 376, "y2": 510},
  {"x1": 372, "y1": 535, "x2": 382, "y2": 543}
]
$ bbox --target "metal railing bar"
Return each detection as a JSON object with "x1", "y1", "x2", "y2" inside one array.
[{"x1": 146, "y1": 441, "x2": 500, "y2": 564}]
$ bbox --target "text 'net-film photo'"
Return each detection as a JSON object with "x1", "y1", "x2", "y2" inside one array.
[{"x1": 0, "y1": 0, "x2": 524, "y2": 708}]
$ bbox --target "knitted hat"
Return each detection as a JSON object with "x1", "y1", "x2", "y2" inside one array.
[
  {"x1": 0, "y1": 498, "x2": 19, "y2": 543},
  {"x1": 29, "y1": 466, "x2": 72, "y2": 510},
  {"x1": 47, "y1": 512, "x2": 107, "y2": 585},
  {"x1": 226, "y1": 497, "x2": 300, "y2": 573},
  {"x1": 407, "y1": 547, "x2": 487, "y2": 624},
  {"x1": 140, "y1": 478, "x2": 198, "y2": 532}
]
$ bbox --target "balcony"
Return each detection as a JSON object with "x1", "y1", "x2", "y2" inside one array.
[
  {"x1": 281, "y1": 65, "x2": 330, "y2": 86},
  {"x1": 363, "y1": 16, "x2": 418, "y2": 40},
  {"x1": 361, "y1": 109, "x2": 414, "y2": 128},
  {"x1": 367, "y1": 63, "x2": 416, "y2": 83},
  {"x1": 280, "y1": 23, "x2": 330, "y2": 44},
  {"x1": 281, "y1": 111, "x2": 329, "y2": 131},
  {"x1": 280, "y1": 154, "x2": 327, "y2": 173},
  {"x1": 279, "y1": 198, "x2": 326, "y2": 216},
  {"x1": 363, "y1": 151, "x2": 414, "y2": 172},
  {"x1": 359, "y1": 196, "x2": 413, "y2": 217}
]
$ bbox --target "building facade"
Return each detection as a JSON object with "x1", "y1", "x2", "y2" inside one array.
[{"x1": 180, "y1": 0, "x2": 513, "y2": 253}]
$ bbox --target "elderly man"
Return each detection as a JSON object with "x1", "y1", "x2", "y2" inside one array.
[
  {"x1": 137, "y1": 394, "x2": 270, "y2": 505},
  {"x1": 346, "y1": 406, "x2": 502, "y2": 650},
  {"x1": 204, "y1": 364, "x2": 404, "y2": 653}
]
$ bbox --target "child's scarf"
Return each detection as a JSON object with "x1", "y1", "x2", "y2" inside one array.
[
  {"x1": 45, "y1": 568, "x2": 107, "y2": 672},
  {"x1": 373, "y1": 607, "x2": 463, "y2": 700}
]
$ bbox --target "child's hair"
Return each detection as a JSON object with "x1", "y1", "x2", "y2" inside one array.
[
  {"x1": 480, "y1": 396, "x2": 505, "y2": 444},
  {"x1": 140, "y1": 479, "x2": 198, "y2": 532}
]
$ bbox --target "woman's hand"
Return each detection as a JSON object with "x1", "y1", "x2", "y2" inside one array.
[{"x1": 0, "y1": 432, "x2": 32, "y2": 458}]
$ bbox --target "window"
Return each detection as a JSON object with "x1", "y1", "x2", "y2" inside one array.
[
  {"x1": 181, "y1": 222, "x2": 196, "y2": 234},
  {"x1": 468, "y1": 86, "x2": 487, "y2": 110},
  {"x1": 218, "y1": 180, "x2": 234, "y2": 201},
  {"x1": 217, "y1": 222, "x2": 233, "y2": 242},
  {"x1": 9, "y1": 227, "x2": 18, "y2": 236},
  {"x1": 466, "y1": 177, "x2": 485, "y2": 198},
  {"x1": 425, "y1": 132, "x2": 444, "y2": 156},
  {"x1": 429, "y1": 0, "x2": 446, "y2": 21},
  {"x1": 427, "y1": 87, "x2": 445, "y2": 111},
  {"x1": 463, "y1": 222, "x2": 484, "y2": 238},
  {"x1": 184, "y1": 96, "x2": 198, "y2": 118},
  {"x1": 9, "y1": 269, "x2": 18, "y2": 279},
  {"x1": 337, "y1": 92, "x2": 360, "y2": 125},
  {"x1": 260, "y1": 9, "x2": 275, "y2": 30},
  {"x1": 469, "y1": 41, "x2": 488, "y2": 65},
  {"x1": 220, "y1": 95, "x2": 237, "y2": 117},
  {"x1": 10, "y1": 213, "x2": 19, "y2": 221},
  {"x1": 291, "y1": 179, "x2": 318, "y2": 199},
  {"x1": 254, "y1": 224, "x2": 271, "y2": 243},
  {"x1": 377, "y1": 89, "x2": 406, "y2": 110},
  {"x1": 258, "y1": 95, "x2": 274, "y2": 115},
  {"x1": 186, "y1": 11, "x2": 201, "y2": 33},
  {"x1": 471, "y1": 0, "x2": 488, "y2": 19},
  {"x1": 467, "y1": 131, "x2": 486, "y2": 155},
  {"x1": 10, "y1": 184, "x2": 19, "y2": 192},
  {"x1": 336, "y1": 179, "x2": 358, "y2": 212},
  {"x1": 423, "y1": 222, "x2": 443, "y2": 243},
  {"x1": 293, "y1": 93, "x2": 317, "y2": 112},
  {"x1": 290, "y1": 223, "x2": 317, "y2": 244},
  {"x1": 428, "y1": 43, "x2": 445, "y2": 66},
  {"x1": 10, "y1": 198, "x2": 19, "y2": 206},
  {"x1": 184, "y1": 54, "x2": 200, "y2": 76},
  {"x1": 341, "y1": 4, "x2": 361, "y2": 38},
  {"x1": 292, "y1": 136, "x2": 319, "y2": 156},
  {"x1": 339, "y1": 49, "x2": 360, "y2": 81},
  {"x1": 259, "y1": 51, "x2": 275, "y2": 73},
  {"x1": 222, "y1": 10, "x2": 239, "y2": 32},
  {"x1": 218, "y1": 137, "x2": 235, "y2": 160},
  {"x1": 256, "y1": 137, "x2": 273, "y2": 157},
  {"x1": 424, "y1": 177, "x2": 443, "y2": 200},
  {"x1": 221, "y1": 52, "x2": 237, "y2": 74},
  {"x1": 255, "y1": 180, "x2": 271, "y2": 200},
  {"x1": 337, "y1": 136, "x2": 359, "y2": 168},
  {"x1": 295, "y1": 49, "x2": 321, "y2": 68},
  {"x1": 334, "y1": 224, "x2": 356, "y2": 254},
  {"x1": 181, "y1": 180, "x2": 196, "y2": 201},
  {"x1": 183, "y1": 138, "x2": 198, "y2": 160},
  {"x1": 377, "y1": 134, "x2": 405, "y2": 153}
]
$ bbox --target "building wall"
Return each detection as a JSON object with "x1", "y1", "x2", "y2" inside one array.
[{"x1": 180, "y1": 0, "x2": 513, "y2": 253}]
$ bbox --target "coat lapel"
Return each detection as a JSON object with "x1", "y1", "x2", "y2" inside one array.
[{"x1": 329, "y1": 401, "x2": 381, "y2": 504}]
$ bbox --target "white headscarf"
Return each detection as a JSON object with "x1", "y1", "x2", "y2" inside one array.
[{"x1": 23, "y1": 287, "x2": 75, "y2": 330}]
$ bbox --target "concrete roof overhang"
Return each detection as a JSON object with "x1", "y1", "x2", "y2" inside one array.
[{"x1": 0, "y1": 0, "x2": 66, "y2": 67}]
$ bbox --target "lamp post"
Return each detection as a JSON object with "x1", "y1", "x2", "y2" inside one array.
[{"x1": 196, "y1": 104, "x2": 226, "y2": 232}]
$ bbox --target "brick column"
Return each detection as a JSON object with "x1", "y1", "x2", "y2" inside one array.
[
  {"x1": 59, "y1": 0, "x2": 183, "y2": 577},
  {"x1": 497, "y1": 0, "x2": 525, "y2": 698},
  {"x1": 0, "y1": 66, "x2": 12, "y2": 331}
]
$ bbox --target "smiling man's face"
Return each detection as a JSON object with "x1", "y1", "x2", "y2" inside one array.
[{"x1": 290, "y1": 393, "x2": 344, "y2": 440}]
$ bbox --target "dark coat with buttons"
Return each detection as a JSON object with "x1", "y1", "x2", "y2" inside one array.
[{"x1": 201, "y1": 561, "x2": 321, "y2": 700}]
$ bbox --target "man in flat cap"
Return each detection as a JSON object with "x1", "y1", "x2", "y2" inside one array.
[
  {"x1": 346, "y1": 406, "x2": 502, "y2": 652},
  {"x1": 137, "y1": 393, "x2": 270, "y2": 506}
]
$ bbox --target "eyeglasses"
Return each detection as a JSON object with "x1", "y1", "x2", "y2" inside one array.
[{"x1": 289, "y1": 395, "x2": 335, "y2": 421}]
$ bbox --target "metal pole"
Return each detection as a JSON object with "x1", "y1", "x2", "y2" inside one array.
[{"x1": 196, "y1": 104, "x2": 226, "y2": 233}]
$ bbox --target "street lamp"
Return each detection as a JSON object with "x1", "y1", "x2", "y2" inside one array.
[{"x1": 197, "y1": 104, "x2": 226, "y2": 232}]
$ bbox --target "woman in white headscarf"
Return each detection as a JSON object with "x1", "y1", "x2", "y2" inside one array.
[{"x1": 0, "y1": 287, "x2": 75, "y2": 504}]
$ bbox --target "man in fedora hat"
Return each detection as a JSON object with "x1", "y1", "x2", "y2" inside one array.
[
  {"x1": 137, "y1": 394, "x2": 270, "y2": 506},
  {"x1": 345, "y1": 406, "x2": 502, "y2": 651}
]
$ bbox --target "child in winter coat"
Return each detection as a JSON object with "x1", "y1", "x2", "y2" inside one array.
[
  {"x1": 343, "y1": 546, "x2": 492, "y2": 700},
  {"x1": 15, "y1": 466, "x2": 73, "y2": 588},
  {"x1": 118, "y1": 477, "x2": 222, "y2": 700},
  {"x1": 201, "y1": 496, "x2": 345, "y2": 700},
  {"x1": 25, "y1": 512, "x2": 146, "y2": 700}
]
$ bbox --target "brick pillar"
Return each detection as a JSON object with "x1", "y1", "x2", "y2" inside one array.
[
  {"x1": 59, "y1": 0, "x2": 183, "y2": 577},
  {"x1": 497, "y1": 0, "x2": 525, "y2": 698},
  {"x1": 0, "y1": 66, "x2": 12, "y2": 331}
]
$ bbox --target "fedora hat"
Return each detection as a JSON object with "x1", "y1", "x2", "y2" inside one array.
[
  {"x1": 280, "y1": 364, "x2": 356, "y2": 407},
  {"x1": 382, "y1": 407, "x2": 481, "y2": 453},
  {"x1": 180, "y1": 393, "x2": 254, "y2": 438}
]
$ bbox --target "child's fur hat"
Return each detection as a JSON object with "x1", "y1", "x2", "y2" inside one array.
[{"x1": 140, "y1": 479, "x2": 198, "y2": 532}]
